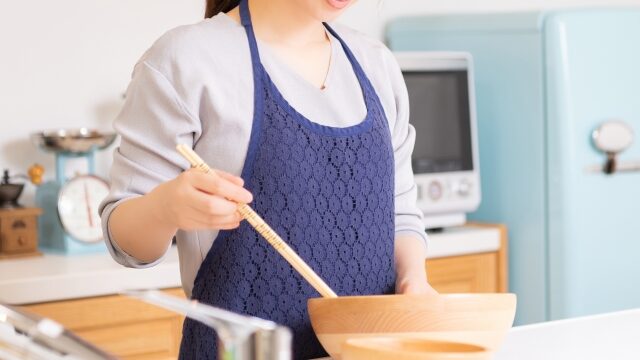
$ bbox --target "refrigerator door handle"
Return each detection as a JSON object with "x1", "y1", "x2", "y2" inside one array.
[{"x1": 591, "y1": 120, "x2": 635, "y2": 174}]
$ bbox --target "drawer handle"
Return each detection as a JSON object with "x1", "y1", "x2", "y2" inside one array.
[{"x1": 12, "y1": 220, "x2": 26, "y2": 229}]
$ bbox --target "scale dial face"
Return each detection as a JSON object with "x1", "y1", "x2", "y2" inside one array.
[{"x1": 58, "y1": 175, "x2": 110, "y2": 243}]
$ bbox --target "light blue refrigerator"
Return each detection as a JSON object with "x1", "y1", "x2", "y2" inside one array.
[{"x1": 387, "y1": 9, "x2": 640, "y2": 325}]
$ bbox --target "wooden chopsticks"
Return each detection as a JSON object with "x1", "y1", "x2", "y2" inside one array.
[{"x1": 176, "y1": 144, "x2": 338, "y2": 298}]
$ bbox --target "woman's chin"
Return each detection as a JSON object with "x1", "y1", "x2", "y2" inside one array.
[
  {"x1": 315, "y1": 0, "x2": 352, "y2": 21},
  {"x1": 325, "y1": 0, "x2": 351, "y2": 10}
]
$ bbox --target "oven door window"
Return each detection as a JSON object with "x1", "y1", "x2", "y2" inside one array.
[{"x1": 404, "y1": 70, "x2": 473, "y2": 174}]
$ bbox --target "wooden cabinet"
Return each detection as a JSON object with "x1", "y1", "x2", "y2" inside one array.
[
  {"x1": 22, "y1": 288, "x2": 186, "y2": 360},
  {"x1": 427, "y1": 252, "x2": 499, "y2": 293},
  {"x1": 426, "y1": 223, "x2": 509, "y2": 293}
]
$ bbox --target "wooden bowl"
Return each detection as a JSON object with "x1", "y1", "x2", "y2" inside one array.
[
  {"x1": 343, "y1": 337, "x2": 491, "y2": 360},
  {"x1": 307, "y1": 293, "x2": 516, "y2": 359}
]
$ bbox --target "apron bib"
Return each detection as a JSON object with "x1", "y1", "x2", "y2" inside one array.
[{"x1": 179, "y1": 1, "x2": 396, "y2": 358}]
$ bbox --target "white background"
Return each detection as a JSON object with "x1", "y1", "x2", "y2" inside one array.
[{"x1": 2, "y1": 0, "x2": 639, "y2": 204}]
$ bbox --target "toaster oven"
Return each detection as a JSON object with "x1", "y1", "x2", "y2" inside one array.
[{"x1": 395, "y1": 52, "x2": 481, "y2": 229}]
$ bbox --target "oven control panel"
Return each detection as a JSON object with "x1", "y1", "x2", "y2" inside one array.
[{"x1": 415, "y1": 174, "x2": 480, "y2": 215}]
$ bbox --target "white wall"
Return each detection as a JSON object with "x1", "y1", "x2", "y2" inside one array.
[
  {"x1": 2, "y1": 0, "x2": 639, "y2": 204},
  {"x1": 1, "y1": 0, "x2": 203, "y2": 204}
]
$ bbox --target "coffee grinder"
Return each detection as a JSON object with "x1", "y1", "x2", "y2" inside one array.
[{"x1": 0, "y1": 169, "x2": 42, "y2": 259}]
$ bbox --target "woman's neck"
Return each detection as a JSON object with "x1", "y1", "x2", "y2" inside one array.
[{"x1": 230, "y1": 0, "x2": 328, "y2": 46}]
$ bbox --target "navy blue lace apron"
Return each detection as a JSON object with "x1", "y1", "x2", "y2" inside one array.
[{"x1": 179, "y1": 1, "x2": 395, "y2": 358}]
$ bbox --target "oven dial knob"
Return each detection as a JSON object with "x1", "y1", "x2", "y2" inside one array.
[
  {"x1": 457, "y1": 179, "x2": 472, "y2": 197},
  {"x1": 428, "y1": 181, "x2": 443, "y2": 201}
]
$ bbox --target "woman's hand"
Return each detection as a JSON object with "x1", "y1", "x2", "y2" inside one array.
[
  {"x1": 396, "y1": 272, "x2": 438, "y2": 295},
  {"x1": 148, "y1": 168, "x2": 253, "y2": 231},
  {"x1": 394, "y1": 235, "x2": 439, "y2": 295}
]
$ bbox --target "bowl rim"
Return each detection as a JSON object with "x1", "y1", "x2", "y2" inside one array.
[
  {"x1": 308, "y1": 293, "x2": 516, "y2": 300},
  {"x1": 308, "y1": 293, "x2": 517, "y2": 307}
]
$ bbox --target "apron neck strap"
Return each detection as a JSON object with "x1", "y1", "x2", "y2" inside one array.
[
  {"x1": 239, "y1": 0, "x2": 263, "y2": 74},
  {"x1": 239, "y1": 0, "x2": 253, "y2": 27}
]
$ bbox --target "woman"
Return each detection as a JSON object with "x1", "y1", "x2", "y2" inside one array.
[{"x1": 100, "y1": 0, "x2": 436, "y2": 358}]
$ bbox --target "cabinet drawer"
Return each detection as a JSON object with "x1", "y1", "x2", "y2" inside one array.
[
  {"x1": 23, "y1": 288, "x2": 185, "y2": 329},
  {"x1": 426, "y1": 252, "x2": 498, "y2": 293},
  {"x1": 1, "y1": 231, "x2": 37, "y2": 253},
  {"x1": 0, "y1": 216, "x2": 36, "y2": 233},
  {"x1": 76, "y1": 318, "x2": 182, "y2": 359}
]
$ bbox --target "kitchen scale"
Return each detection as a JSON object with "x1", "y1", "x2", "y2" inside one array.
[{"x1": 31, "y1": 129, "x2": 116, "y2": 255}]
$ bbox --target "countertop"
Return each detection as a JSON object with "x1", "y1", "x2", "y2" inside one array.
[
  {"x1": 495, "y1": 309, "x2": 640, "y2": 360},
  {"x1": 313, "y1": 309, "x2": 640, "y2": 360},
  {"x1": 0, "y1": 247, "x2": 182, "y2": 305},
  {"x1": 0, "y1": 225, "x2": 500, "y2": 305}
]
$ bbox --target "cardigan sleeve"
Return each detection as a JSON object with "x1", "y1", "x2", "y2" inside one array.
[
  {"x1": 98, "y1": 61, "x2": 201, "y2": 268},
  {"x1": 384, "y1": 48, "x2": 430, "y2": 252}
]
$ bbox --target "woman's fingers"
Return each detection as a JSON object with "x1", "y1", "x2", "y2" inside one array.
[
  {"x1": 170, "y1": 169, "x2": 250, "y2": 231},
  {"x1": 395, "y1": 277, "x2": 439, "y2": 295},
  {"x1": 187, "y1": 170, "x2": 253, "y2": 204},
  {"x1": 188, "y1": 189, "x2": 238, "y2": 215},
  {"x1": 177, "y1": 204, "x2": 242, "y2": 230},
  {"x1": 186, "y1": 204, "x2": 242, "y2": 226},
  {"x1": 216, "y1": 221, "x2": 242, "y2": 230},
  {"x1": 184, "y1": 187, "x2": 245, "y2": 229},
  {"x1": 214, "y1": 169, "x2": 245, "y2": 186},
  {"x1": 208, "y1": 212, "x2": 243, "y2": 225},
  {"x1": 181, "y1": 217, "x2": 241, "y2": 231}
]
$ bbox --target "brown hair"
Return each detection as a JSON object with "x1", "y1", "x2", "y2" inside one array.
[{"x1": 205, "y1": 0, "x2": 241, "y2": 18}]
